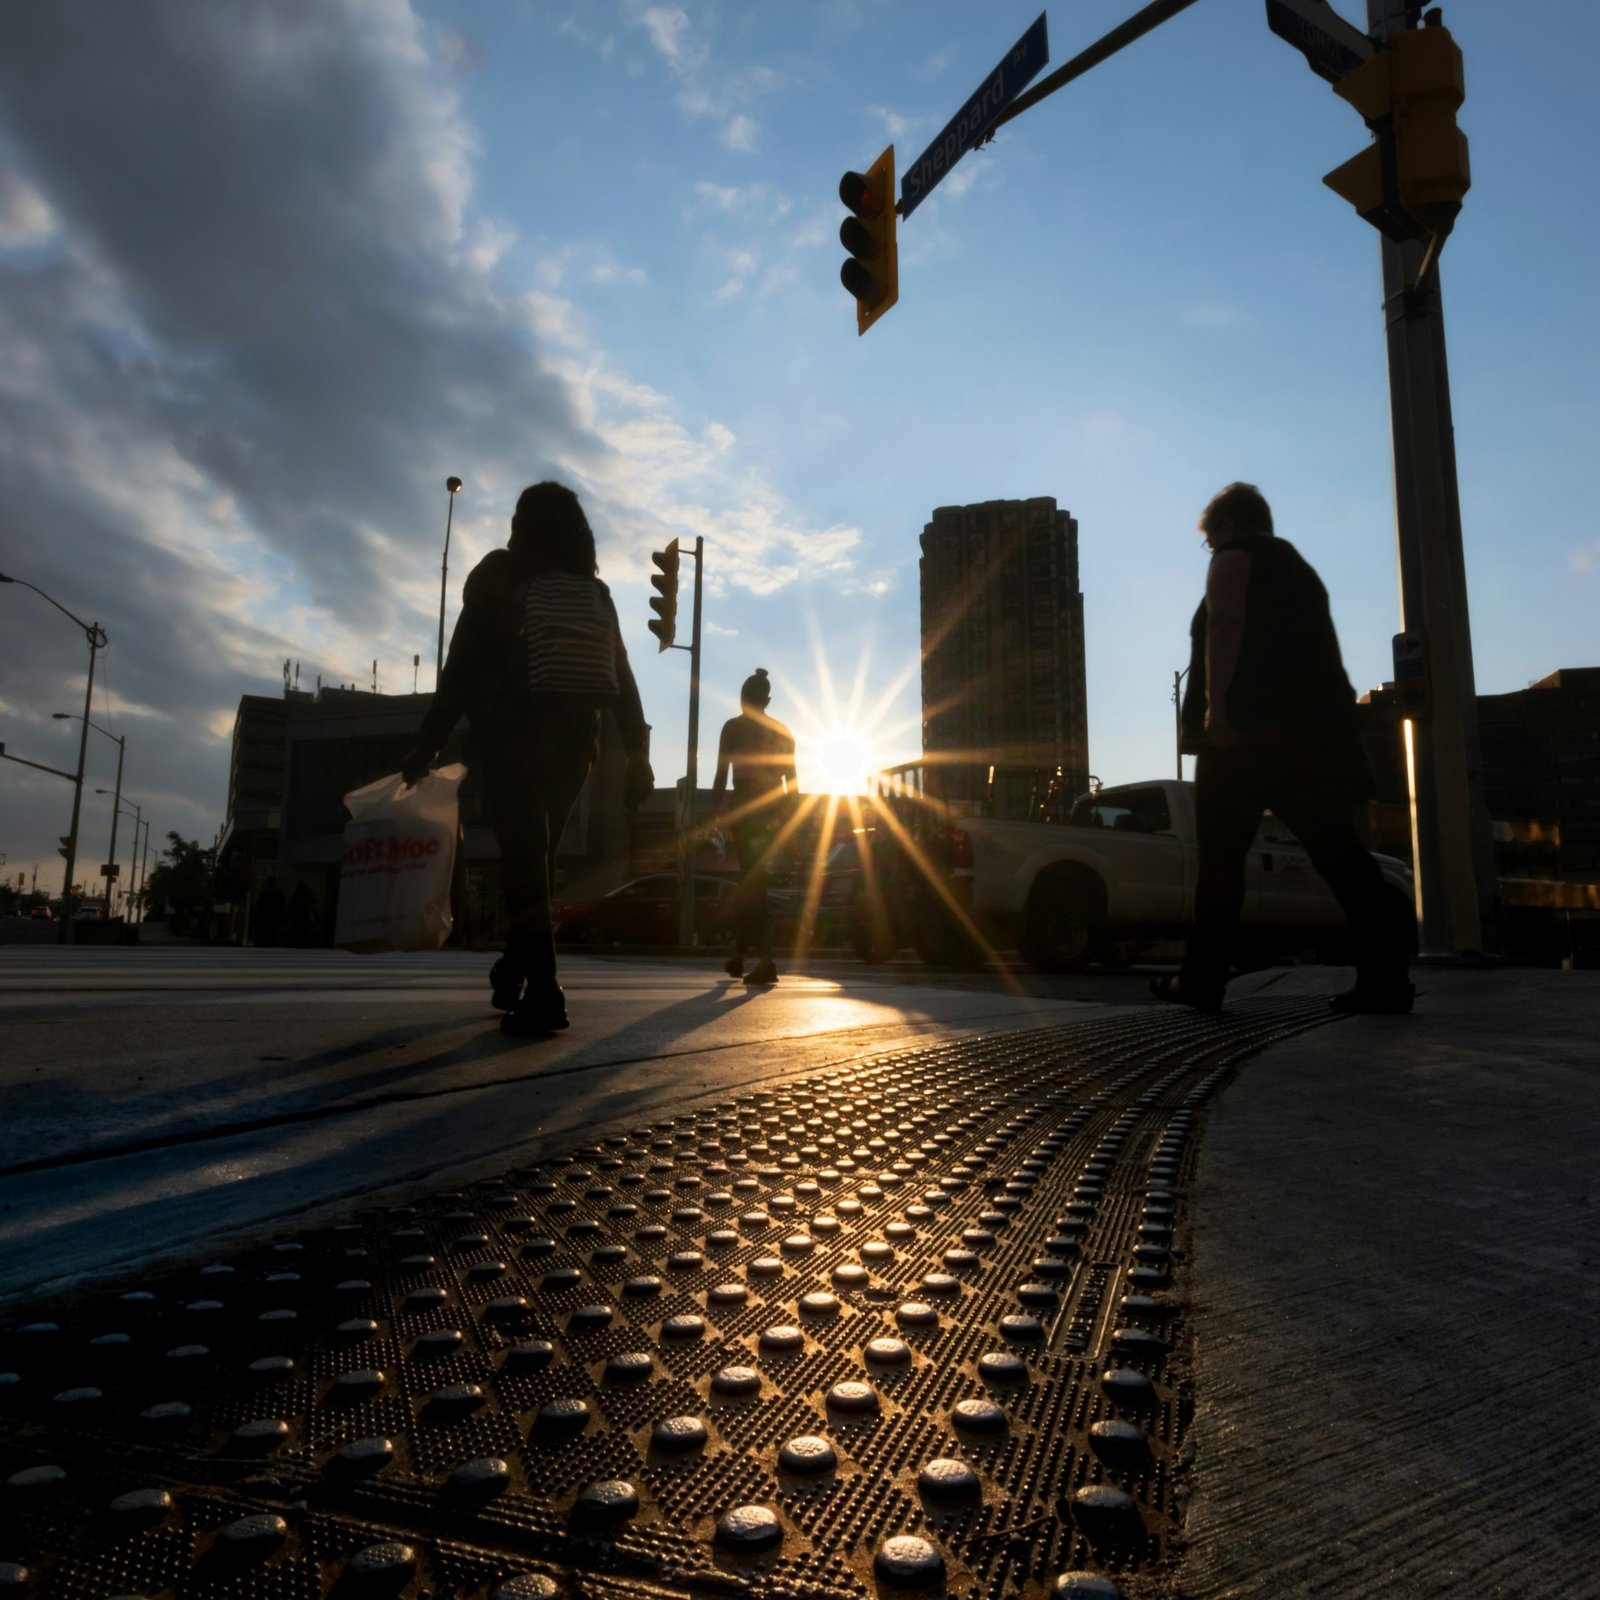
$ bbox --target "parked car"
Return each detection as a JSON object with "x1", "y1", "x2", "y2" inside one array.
[{"x1": 29, "y1": 905, "x2": 54, "y2": 921}]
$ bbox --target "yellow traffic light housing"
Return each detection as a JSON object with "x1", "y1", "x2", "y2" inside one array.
[
  {"x1": 1389, "y1": 23, "x2": 1470, "y2": 235},
  {"x1": 1324, "y1": 21, "x2": 1469, "y2": 247},
  {"x1": 839, "y1": 146, "x2": 899, "y2": 336},
  {"x1": 648, "y1": 540, "x2": 680, "y2": 652}
]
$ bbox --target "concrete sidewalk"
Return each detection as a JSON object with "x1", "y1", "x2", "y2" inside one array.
[{"x1": 1182, "y1": 965, "x2": 1600, "y2": 1599}]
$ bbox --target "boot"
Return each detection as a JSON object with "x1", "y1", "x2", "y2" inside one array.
[
  {"x1": 488, "y1": 957, "x2": 522, "y2": 1012},
  {"x1": 743, "y1": 958, "x2": 778, "y2": 987}
]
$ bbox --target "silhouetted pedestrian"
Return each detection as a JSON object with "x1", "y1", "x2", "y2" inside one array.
[
  {"x1": 1161, "y1": 482, "x2": 1414, "y2": 1014},
  {"x1": 711, "y1": 667, "x2": 797, "y2": 986},
  {"x1": 402, "y1": 482, "x2": 653, "y2": 1034},
  {"x1": 253, "y1": 875, "x2": 285, "y2": 948}
]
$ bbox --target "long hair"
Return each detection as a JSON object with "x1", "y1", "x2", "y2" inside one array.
[{"x1": 510, "y1": 481, "x2": 598, "y2": 576}]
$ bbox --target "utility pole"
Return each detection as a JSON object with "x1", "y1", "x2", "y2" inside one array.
[
  {"x1": 1367, "y1": 0, "x2": 1496, "y2": 957},
  {"x1": 678, "y1": 536, "x2": 705, "y2": 948},
  {"x1": 437, "y1": 476, "x2": 463, "y2": 687}
]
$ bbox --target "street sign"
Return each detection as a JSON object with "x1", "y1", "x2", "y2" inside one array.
[
  {"x1": 1265, "y1": 0, "x2": 1373, "y2": 83},
  {"x1": 900, "y1": 12, "x2": 1049, "y2": 219},
  {"x1": 101, "y1": 863, "x2": 120, "y2": 879}
]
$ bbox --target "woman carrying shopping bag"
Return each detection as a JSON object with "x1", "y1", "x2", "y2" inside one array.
[{"x1": 402, "y1": 481, "x2": 653, "y2": 1035}]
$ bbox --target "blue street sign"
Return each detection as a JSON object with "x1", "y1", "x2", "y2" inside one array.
[
  {"x1": 900, "y1": 12, "x2": 1049, "y2": 219},
  {"x1": 1265, "y1": 0, "x2": 1373, "y2": 84}
]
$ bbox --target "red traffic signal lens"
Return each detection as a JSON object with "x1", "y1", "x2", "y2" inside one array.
[{"x1": 839, "y1": 170, "x2": 877, "y2": 216}]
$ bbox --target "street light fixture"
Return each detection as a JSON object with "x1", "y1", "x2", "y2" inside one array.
[
  {"x1": 2, "y1": 573, "x2": 107, "y2": 939},
  {"x1": 437, "y1": 476, "x2": 463, "y2": 687}
]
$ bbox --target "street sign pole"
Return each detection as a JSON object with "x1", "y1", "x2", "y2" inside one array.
[
  {"x1": 1366, "y1": 0, "x2": 1496, "y2": 957},
  {"x1": 678, "y1": 537, "x2": 704, "y2": 949}
]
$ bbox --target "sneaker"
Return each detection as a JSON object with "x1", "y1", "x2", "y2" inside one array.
[
  {"x1": 501, "y1": 984, "x2": 569, "y2": 1035},
  {"x1": 489, "y1": 958, "x2": 522, "y2": 1012},
  {"x1": 743, "y1": 959, "x2": 778, "y2": 987},
  {"x1": 1329, "y1": 982, "x2": 1415, "y2": 1015},
  {"x1": 724, "y1": 956, "x2": 745, "y2": 979}
]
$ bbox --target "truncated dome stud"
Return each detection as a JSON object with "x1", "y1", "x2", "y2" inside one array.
[
  {"x1": 874, "y1": 1534, "x2": 947, "y2": 1588},
  {"x1": 715, "y1": 1503, "x2": 783, "y2": 1553}
]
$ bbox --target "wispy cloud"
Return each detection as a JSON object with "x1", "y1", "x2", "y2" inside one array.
[
  {"x1": 1569, "y1": 541, "x2": 1600, "y2": 576},
  {"x1": 721, "y1": 113, "x2": 757, "y2": 152}
]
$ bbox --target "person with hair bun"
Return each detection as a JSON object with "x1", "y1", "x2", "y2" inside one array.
[
  {"x1": 403, "y1": 481, "x2": 654, "y2": 1033},
  {"x1": 710, "y1": 667, "x2": 797, "y2": 985}
]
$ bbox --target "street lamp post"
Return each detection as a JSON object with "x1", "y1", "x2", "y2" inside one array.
[
  {"x1": 98, "y1": 791, "x2": 141, "y2": 921},
  {"x1": 59, "y1": 715, "x2": 125, "y2": 918},
  {"x1": 2, "y1": 573, "x2": 106, "y2": 941},
  {"x1": 436, "y1": 476, "x2": 464, "y2": 687}
]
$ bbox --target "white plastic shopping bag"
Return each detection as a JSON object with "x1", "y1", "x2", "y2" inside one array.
[{"x1": 334, "y1": 765, "x2": 466, "y2": 952}]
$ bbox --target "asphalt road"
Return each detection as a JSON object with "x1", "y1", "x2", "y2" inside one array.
[{"x1": 0, "y1": 948, "x2": 1159, "y2": 1302}]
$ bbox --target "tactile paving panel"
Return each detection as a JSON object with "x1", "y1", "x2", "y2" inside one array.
[{"x1": 1, "y1": 1001, "x2": 1331, "y2": 1600}]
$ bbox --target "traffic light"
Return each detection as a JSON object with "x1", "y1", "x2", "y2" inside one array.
[
  {"x1": 58, "y1": 835, "x2": 73, "y2": 859},
  {"x1": 1324, "y1": 21, "x2": 1469, "y2": 244},
  {"x1": 648, "y1": 540, "x2": 680, "y2": 652},
  {"x1": 839, "y1": 145, "x2": 898, "y2": 335},
  {"x1": 1389, "y1": 22, "x2": 1469, "y2": 237}
]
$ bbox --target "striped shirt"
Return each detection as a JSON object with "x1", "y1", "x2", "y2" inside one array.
[{"x1": 521, "y1": 573, "x2": 620, "y2": 699}]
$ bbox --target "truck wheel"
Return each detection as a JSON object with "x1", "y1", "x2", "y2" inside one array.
[{"x1": 1025, "y1": 872, "x2": 1106, "y2": 974}]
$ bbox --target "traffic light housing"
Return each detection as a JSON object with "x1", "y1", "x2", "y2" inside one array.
[
  {"x1": 1324, "y1": 22, "x2": 1469, "y2": 244},
  {"x1": 58, "y1": 835, "x2": 73, "y2": 859},
  {"x1": 648, "y1": 540, "x2": 680, "y2": 652},
  {"x1": 839, "y1": 145, "x2": 899, "y2": 335}
]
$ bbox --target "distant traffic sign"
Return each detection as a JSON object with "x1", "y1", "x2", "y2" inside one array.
[
  {"x1": 900, "y1": 12, "x2": 1049, "y2": 219},
  {"x1": 1265, "y1": 0, "x2": 1373, "y2": 83}
]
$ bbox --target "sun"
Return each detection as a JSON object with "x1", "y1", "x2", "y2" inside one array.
[{"x1": 809, "y1": 727, "x2": 875, "y2": 796}]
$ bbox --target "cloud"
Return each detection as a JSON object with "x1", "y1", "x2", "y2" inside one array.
[
  {"x1": 916, "y1": 45, "x2": 958, "y2": 81},
  {"x1": 0, "y1": 164, "x2": 56, "y2": 247},
  {"x1": 942, "y1": 164, "x2": 983, "y2": 201},
  {"x1": 868, "y1": 105, "x2": 916, "y2": 140},
  {"x1": 624, "y1": 2, "x2": 780, "y2": 135},
  {"x1": 0, "y1": 0, "x2": 852, "y2": 888},
  {"x1": 721, "y1": 113, "x2": 757, "y2": 153},
  {"x1": 1569, "y1": 542, "x2": 1600, "y2": 576},
  {"x1": 637, "y1": 5, "x2": 694, "y2": 68}
]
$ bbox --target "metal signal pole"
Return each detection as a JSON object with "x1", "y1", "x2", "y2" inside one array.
[
  {"x1": 1368, "y1": 0, "x2": 1497, "y2": 958},
  {"x1": 678, "y1": 536, "x2": 704, "y2": 948}
]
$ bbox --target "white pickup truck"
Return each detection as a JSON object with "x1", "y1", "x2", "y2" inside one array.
[{"x1": 911, "y1": 777, "x2": 1414, "y2": 972}]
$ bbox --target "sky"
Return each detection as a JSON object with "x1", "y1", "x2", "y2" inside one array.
[{"x1": 2, "y1": 0, "x2": 1597, "y2": 897}]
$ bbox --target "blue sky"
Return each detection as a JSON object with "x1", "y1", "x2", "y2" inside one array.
[{"x1": 1, "y1": 1, "x2": 1597, "y2": 891}]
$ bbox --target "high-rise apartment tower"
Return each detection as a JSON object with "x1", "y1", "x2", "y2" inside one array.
[{"x1": 919, "y1": 497, "x2": 1089, "y2": 817}]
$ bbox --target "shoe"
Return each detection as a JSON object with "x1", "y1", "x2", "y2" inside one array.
[
  {"x1": 743, "y1": 959, "x2": 778, "y2": 987},
  {"x1": 724, "y1": 956, "x2": 745, "y2": 979},
  {"x1": 1150, "y1": 974, "x2": 1223, "y2": 1014},
  {"x1": 501, "y1": 983, "x2": 569, "y2": 1035},
  {"x1": 1329, "y1": 982, "x2": 1415, "y2": 1015},
  {"x1": 489, "y1": 958, "x2": 523, "y2": 1012}
]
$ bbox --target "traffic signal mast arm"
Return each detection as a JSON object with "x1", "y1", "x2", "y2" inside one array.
[{"x1": 984, "y1": 0, "x2": 1204, "y2": 139}]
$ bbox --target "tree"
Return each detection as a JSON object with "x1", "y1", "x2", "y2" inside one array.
[{"x1": 139, "y1": 832, "x2": 215, "y2": 934}]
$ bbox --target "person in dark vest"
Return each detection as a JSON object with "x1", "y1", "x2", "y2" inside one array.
[
  {"x1": 402, "y1": 482, "x2": 653, "y2": 1034},
  {"x1": 1159, "y1": 482, "x2": 1414, "y2": 1014},
  {"x1": 711, "y1": 667, "x2": 797, "y2": 986}
]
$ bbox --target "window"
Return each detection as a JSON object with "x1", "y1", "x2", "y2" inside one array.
[{"x1": 1069, "y1": 787, "x2": 1173, "y2": 834}]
